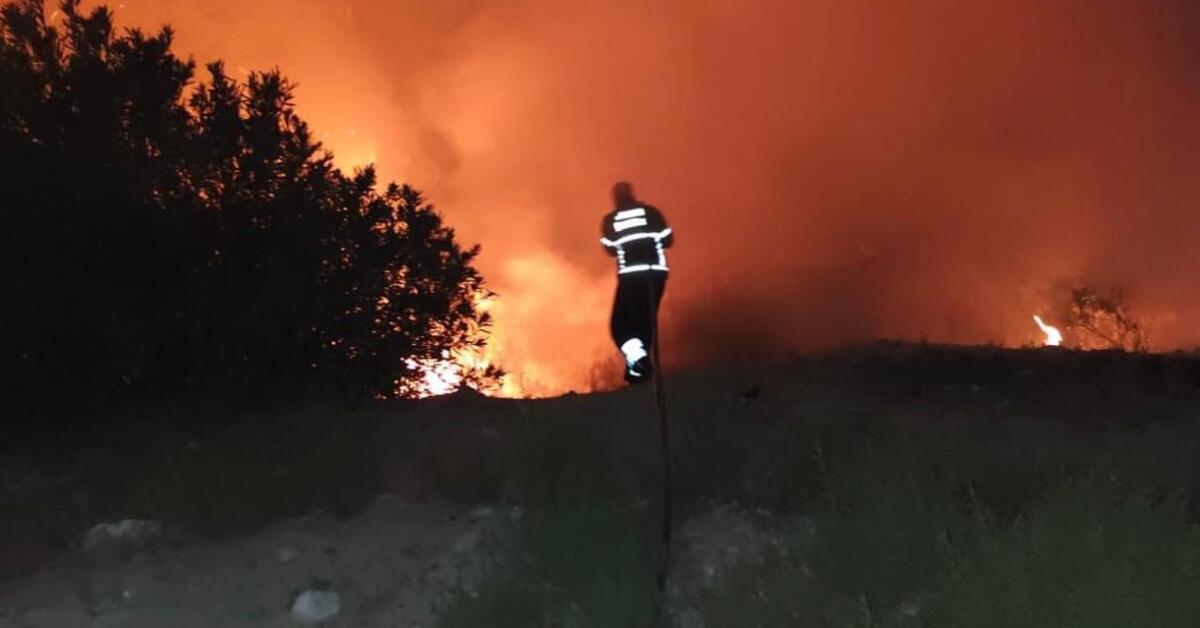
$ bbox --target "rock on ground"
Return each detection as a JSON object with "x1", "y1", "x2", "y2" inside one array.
[
  {"x1": 81, "y1": 520, "x2": 164, "y2": 560},
  {"x1": 290, "y1": 589, "x2": 342, "y2": 624}
]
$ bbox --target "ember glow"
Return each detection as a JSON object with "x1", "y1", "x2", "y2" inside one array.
[
  {"x1": 1033, "y1": 316, "x2": 1063, "y2": 348},
  {"x1": 112, "y1": 0, "x2": 1200, "y2": 395}
]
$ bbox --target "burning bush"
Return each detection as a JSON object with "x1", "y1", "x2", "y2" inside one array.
[{"x1": 1063, "y1": 286, "x2": 1150, "y2": 352}]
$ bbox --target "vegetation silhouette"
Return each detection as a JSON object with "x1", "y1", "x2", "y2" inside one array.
[
  {"x1": 0, "y1": 0, "x2": 498, "y2": 424},
  {"x1": 1063, "y1": 285, "x2": 1150, "y2": 352}
]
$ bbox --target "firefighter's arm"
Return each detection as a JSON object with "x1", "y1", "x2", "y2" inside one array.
[
  {"x1": 651, "y1": 206, "x2": 674, "y2": 248},
  {"x1": 600, "y1": 214, "x2": 619, "y2": 256}
]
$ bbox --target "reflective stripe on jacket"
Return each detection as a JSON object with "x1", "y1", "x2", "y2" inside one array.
[{"x1": 600, "y1": 205, "x2": 674, "y2": 274}]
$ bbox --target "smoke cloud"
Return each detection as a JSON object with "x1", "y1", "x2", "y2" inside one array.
[{"x1": 109, "y1": 0, "x2": 1200, "y2": 393}]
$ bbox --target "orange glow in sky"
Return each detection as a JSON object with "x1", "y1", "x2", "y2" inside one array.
[{"x1": 107, "y1": 0, "x2": 1200, "y2": 394}]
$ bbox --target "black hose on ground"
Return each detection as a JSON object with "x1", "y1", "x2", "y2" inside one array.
[{"x1": 647, "y1": 277, "x2": 672, "y2": 594}]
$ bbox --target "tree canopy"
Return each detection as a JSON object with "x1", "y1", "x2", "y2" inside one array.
[{"x1": 0, "y1": 0, "x2": 496, "y2": 416}]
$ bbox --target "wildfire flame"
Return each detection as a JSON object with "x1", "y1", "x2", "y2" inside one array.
[
  {"x1": 405, "y1": 291, "x2": 525, "y2": 399},
  {"x1": 1033, "y1": 315, "x2": 1063, "y2": 347},
  {"x1": 405, "y1": 356, "x2": 463, "y2": 397}
]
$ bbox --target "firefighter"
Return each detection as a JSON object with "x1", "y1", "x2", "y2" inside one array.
[{"x1": 600, "y1": 181, "x2": 674, "y2": 384}]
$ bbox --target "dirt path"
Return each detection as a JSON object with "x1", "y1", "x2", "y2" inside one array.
[{"x1": 0, "y1": 496, "x2": 506, "y2": 628}]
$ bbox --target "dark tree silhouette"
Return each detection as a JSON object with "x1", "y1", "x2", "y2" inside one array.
[{"x1": 1, "y1": 0, "x2": 496, "y2": 418}]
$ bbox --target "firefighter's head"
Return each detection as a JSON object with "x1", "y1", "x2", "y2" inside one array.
[{"x1": 611, "y1": 181, "x2": 638, "y2": 209}]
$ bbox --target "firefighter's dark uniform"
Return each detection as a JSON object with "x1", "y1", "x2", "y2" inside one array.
[{"x1": 601, "y1": 203, "x2": 673, "y2": 383}]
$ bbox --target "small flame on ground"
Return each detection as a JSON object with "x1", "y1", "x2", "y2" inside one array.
[
  {"x1": 1033, "y1": 315, "x2": 1063, "y2": 347},
  {"x1": 404, "y1": 291, "x2": 525, "y2": 399}
]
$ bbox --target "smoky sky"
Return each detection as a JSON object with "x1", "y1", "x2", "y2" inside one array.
[{"x1": 110, "y1": 0, "x2": 1200, "y2": 393}]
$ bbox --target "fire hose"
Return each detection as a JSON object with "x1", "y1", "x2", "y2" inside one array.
[{"x1": 648, "y1": 277, "x2": 672, "y2": 594}]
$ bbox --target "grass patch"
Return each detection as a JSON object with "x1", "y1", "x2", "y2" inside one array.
[
  {"x1": 926, "y1": 482, "x2": 1200, "y2": 628},
  {"x1": 699, "y1": 442, "x2": 972, "y2": 627},
  {"x1": 122, "y1": 407, "x2": 383, "y2": 537},
  {"x1": 438, "y1": 504, "x2": 659, "y2": 628},
  {"x1": 505, "y1": 416, "x2": 635, "y2": 508},
  {"x1": 434, "y1": 355, "x2": 1200, "y2": 627},
  {"x1": 698, "y1": 457, "x2": 1200, "y2": 627}
]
